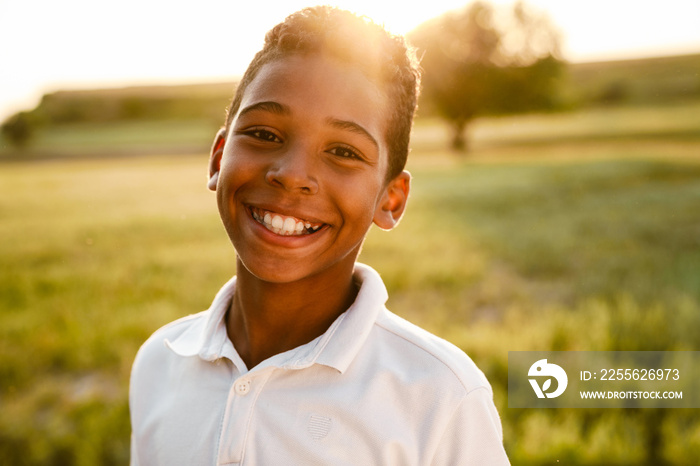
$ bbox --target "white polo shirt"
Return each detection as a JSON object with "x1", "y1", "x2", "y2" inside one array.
[{"x1": 129, "y1": 263, "x2": 509, "y2": 465}]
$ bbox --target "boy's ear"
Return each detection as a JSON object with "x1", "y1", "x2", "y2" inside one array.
[
  {"x1": 373, "y1": 171, "x2": 411, "y2": 231},
  {"x1": 208, "y1": 128, "x2": 227, "y2": 191}
]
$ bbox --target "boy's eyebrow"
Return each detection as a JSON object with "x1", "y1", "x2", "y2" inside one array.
[
  {"x1": 237, "y1": 101, "x2": 290, "y2": 119},
  {"x1": 237, "y1": 101, "x2": 379, "y2": 151},
  {"x1": 327, "y1": 118, "x2": 379, "y2": 151}
]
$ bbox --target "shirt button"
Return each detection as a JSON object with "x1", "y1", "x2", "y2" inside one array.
[{"x1": 234, "y1": 379, "x2": 251, "y2": 396}]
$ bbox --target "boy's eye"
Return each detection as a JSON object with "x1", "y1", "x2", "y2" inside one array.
[
  {"x1": 328, "y1": 146, "x2": 361, "y2": 160},
  {"x1": 245, "y1": 128, "x2": 282, "y2": 143}
]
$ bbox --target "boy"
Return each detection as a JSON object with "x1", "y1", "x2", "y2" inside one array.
[{"x1": 130, "y1": 6, "x2": 509, "y2": 465}]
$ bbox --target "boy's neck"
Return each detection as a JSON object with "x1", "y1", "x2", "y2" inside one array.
[{"x1": 226, "y1": 258, "x2": 359, "y2": 369}]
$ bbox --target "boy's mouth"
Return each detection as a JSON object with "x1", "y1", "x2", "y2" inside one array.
[{"x1": 250, "y1": 207, "x2": 325, "y2": 236}]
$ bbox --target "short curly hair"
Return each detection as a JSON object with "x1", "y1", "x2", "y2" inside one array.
[{"x1": 224, "y1": 6, "x2": 421, "y2": 181}]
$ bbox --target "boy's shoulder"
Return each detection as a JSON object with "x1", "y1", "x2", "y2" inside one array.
[
  {"x1": 133, "y1": 311, "x2": 209, "y2": 363},
  {"x1": 372, "y1": 308, "x2": 492, "y2": 395}
]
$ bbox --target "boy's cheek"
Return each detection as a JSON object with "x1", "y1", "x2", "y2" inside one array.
[{"x1": 219, "y1": 150, "x2": 257, "y2": 182}]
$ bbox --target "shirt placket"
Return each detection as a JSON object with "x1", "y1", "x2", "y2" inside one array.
[{"x1": 216, "y1": 368, "x2": 274, "y2": 465}]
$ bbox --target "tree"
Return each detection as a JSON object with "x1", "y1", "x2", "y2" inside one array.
[
  {"x1": 1, "y1": 111, "x2": 35, "y2": 149},
  {"x1": 409, "y1": 1, "x2": 565, "y2": 151}
]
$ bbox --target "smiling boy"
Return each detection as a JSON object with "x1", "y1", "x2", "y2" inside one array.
[{"x1": 130, "y1": 6, "x2": 509, "y2": 465}]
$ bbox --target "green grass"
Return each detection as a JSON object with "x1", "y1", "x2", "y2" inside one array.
[
  {"x1": 2, "y1": 102, "x2": 700, "y2": 464},
  {"x1": 0, "y1": 155, "x2": 235, "y2": 465}
]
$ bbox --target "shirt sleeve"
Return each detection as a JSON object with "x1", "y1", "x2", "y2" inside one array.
[{"x1": 430, "y1": 386, "x2": 510, "y2": 465}]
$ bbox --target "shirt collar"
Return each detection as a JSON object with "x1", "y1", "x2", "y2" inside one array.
[
  {"x1": 164, "y1": 263, "x2": 388, "y2": 373},
  {"x1": 164, "y1": 275, "x2": 237, "y2": 361},
  {"x1": 313, "y1": 263, "x2": 388, "y2": 373}
]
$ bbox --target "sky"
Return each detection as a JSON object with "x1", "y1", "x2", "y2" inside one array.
[{"x1": 1, "y1": 0, "x2": 699, "y2": 122}]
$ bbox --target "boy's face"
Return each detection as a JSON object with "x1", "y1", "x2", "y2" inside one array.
[{"x1": 209, "y1": 53, "x2": 409, "y2": 284}]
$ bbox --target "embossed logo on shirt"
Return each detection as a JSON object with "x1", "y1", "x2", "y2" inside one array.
[{"x1": 308, "y1": 414, "x2": 332, "y2": 441}]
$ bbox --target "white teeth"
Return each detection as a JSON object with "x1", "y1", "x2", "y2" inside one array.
[
  {"x1": 253, "y1": 208, "x2": 322, "y2": 236},
  {"x1": 282, "y1": 217, "x2": 296, "y2": 233}
]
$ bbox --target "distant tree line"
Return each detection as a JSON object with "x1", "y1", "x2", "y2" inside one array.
[
  {"x1": 1, "y1": 83, "x2": 235, "y2": 150},
  {"x1": 29, "y1": 90, "x2": 231, "y2": 124}
]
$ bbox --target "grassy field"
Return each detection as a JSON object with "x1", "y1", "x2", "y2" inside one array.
[{"x1": 1, "y1": 101, "x2": 700, "y2": 464}]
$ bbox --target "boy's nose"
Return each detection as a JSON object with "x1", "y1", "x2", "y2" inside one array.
[{"x1": 265, "y1": 146, "x2": 319, "y2": 195}]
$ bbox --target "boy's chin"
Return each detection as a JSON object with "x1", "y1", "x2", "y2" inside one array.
[
  {"x1": 241, "y1": 264, "x2": 307, "y2": 285},
  {"x1": 236, "y1": 254, "x2": 314, "y2": 284}
]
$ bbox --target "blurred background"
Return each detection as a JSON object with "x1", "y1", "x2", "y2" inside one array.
[{"x1": 1, "y1": 0, "x2": 699, "y2": 464}]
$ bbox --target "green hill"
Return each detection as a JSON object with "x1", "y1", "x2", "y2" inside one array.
[
  {"x1": 568, "y1": 53, "x2": 700, "y2": 106},
  {"x1": 28, "y1": 81, "x2": 236, "y2": 125}
]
